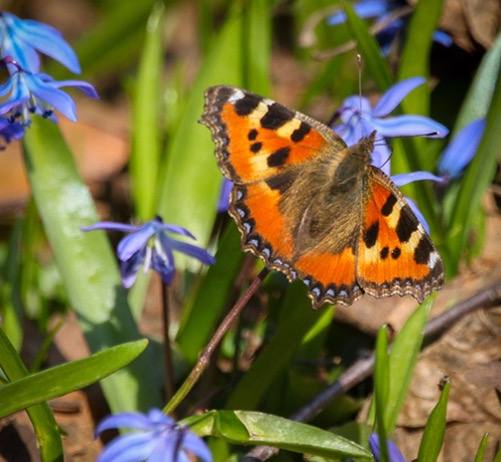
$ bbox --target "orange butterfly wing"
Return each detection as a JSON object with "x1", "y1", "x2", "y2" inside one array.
[{"x1": 356, "y1": 168, "x2": 444, "y2": 301}]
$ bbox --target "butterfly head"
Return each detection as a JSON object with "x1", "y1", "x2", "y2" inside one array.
[{"x1": 348, "y1": 130, "x2": 376, "y2": 165}]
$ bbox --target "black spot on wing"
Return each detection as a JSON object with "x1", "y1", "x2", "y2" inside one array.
[
  {"x1": 381, "y1": 194, "x2": 397, "y2": 216},
  {"x1": 250, "y1": 142, "x2": 262, "y2": 153},
  {"x1": 248, "y1": 129, "x2": 258, "y2": 140},
  {"x1": 414, "y1": 236, "x2": 433, "y2": 264},
  {"x1": 291, "y1": 122, "x2": 311, "y2": 142},
  {"x1": 260, "y1": 103, "x2": 294, "y2": 129},
  {"x1": 364, "y1": 221, "x2": 379, "y2": 248},
  {"x1": 396, "y1": 206, "x2": 417, "y2": 243},
  {"x1": 235, "y1": 93, "x2": 261, "y2": 116},
  {"x1": 391, "y1": 247, "x2": 401, "y2": 259},
  {"x1": 267, "y1": 147, "x2": 290, "y2": 167},
  {"x1": 380, "y1": 246, "x2": 389, "y2": 259}
]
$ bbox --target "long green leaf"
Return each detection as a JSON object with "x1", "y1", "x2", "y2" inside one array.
[
  {"x1": 22, "y1": 119, "x2": 162, "y2": 412},
  {"x1": 342, "y1": 1, "x2": 392, "y2": 90},
  {"x1": 473, "y1": 433, "x2": 489, "y2": 462},
  {"x1": 226, "y1": 282, "x2": 324, "y2": 410},
  {"x1": 385, "y1": 298, "x2": 432, "y2": 431},
  {"x1": 455, "y1": 35, "x2": 501, "y2": 131},
  {"x1": 131, "y1": 3, "x2": 165, "y2": 219},
  {"x1": 157, "y1": 10, "x2": 243, "y2": 269},
  {"x1": 398, "y1": 0, "x2": 444, "y2": 115},
  {"x1": 0, "y1": 328, "x2": 63, "y2": 461},
  {"x1": 374, "y1": 325, "x2": 390, "y2": 462},
  {"x1": 446, "y1": 68, "x2": 501, "y2": 273},
  {"x1": 0, "y1": 339, "x2": 148, "y2": 418},
  {"x1": 176, "y1": 224, "x2": 244, "y2": 363},
  {"x1": 185, "y1": 410, "x2": 372, "y2": 459},
  {"x1": 417, "y1": 379, "x2": 450, "y2": 461}
]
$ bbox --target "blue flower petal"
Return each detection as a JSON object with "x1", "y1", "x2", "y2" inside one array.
[
  {"x1": 217, "y1": 178, "x2": 233, "y2": 212},
  {"x1": 158, "y1": 223, "x2": 196, "y2": 240},
  {"x1": 10, "y1": 16, "x2": 81, "y2": 73},
  {"x1": 97, "y1": 432, "x2": 158, "y2": 462},
  {"x1": 52, "y1": 79, "x2": 98, "y2": 98},
  {"x1": 147, "y1": 409, "x2": 175, "y2": 426},
  {"x1": 151, "y1": 246, "x2": 176, "y2": 284},
  {"x1": 392, "y1": 171, "x2": 444, "y2": 187},
  {"x1": 170, "y1": 240, "x2": 215, "y2": 266},
  {"x1": 371, "y1": 138, "x2": 391, "y2": 175},
  {"x1": 81, "y1": 222, "x2": 140, "y2": 233},
  {"x1": 117, "y1": 223, "x2": 156, "y2": 261},
  {"x1": 149, "y1": 438, "x2": 177, "y2": 462},
  {"x1": 433, "y1": 30, "x2": 453, "y2": 47},
  {"x1": 371, "y1": 115, "x2": 449, "y2": 138},
  {"x1": 120, "y1": 249, "x2": 146, "y2": 289},
  {"x1": 328, "y1": 0, "x2": 389, "y2": 25},
  {"x1": 372, "y1": 77, "x2": 426, "y2": 117},
  {"x1": 182, "y1": 432, "x2": 213, "y2": 462},
  {"x1": 438, "y1": 118, "x2": 486, "y2": 179},
  {"x1": 369, "y1": 433, "x2": 406, "y2": 462},
  {"x1": 96, "y1": 412, "x2": 157, "y2": 435},
  {"x1": 25, "y1": 73, "x2": 77, "y2": 121},
  {"x1": 0, "y1": 78, "x2": 15, "y2": 98}
]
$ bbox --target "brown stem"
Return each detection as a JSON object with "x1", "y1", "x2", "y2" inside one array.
[
  {"x1": 162, "y1": 283, "x2": 175, "y2": 402},
  {"x1": 163, "y1": 267, "x2": 269, "y2": 414}
]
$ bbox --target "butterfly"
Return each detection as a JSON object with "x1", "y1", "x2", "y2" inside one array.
[{"x1": 201, "y1": 86, "x2": 444, "y2": 307}]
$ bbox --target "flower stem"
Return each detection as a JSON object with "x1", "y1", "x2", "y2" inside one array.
[
  {"x1": 162, "y1": 282, "x2": 175, "y2": 402},
  {"x1": 163, "y1": 267, "x2": 269, "y2": 414}
]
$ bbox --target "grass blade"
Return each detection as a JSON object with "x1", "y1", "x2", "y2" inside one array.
[
  {"x1": 0, "y1": 328, "x2": 63, "y2": 461},
  {"x1": 473, "y1": 433, "x2": 489, "y2": 462},
  {"x1": 385, "y1": 298, "x2": 432, "y2": 431},
  {"x1": 130, "y1": 3, "x2": 165, "y2": 219},
  {"x1": 417, "y1": 378, "x2": 450, "y2": 461},
  {"x1": 446, "y1": 68, "x2": 501, "y2": 273},
  {"x1": 0, "y1": 339, "x2": 148, "y2": 418},
  {"x1": 374, "y1": 325, "x2": 390, "y2": 462}
]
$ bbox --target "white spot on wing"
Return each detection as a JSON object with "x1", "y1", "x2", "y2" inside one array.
[
  {"x1": 428, "y1": 251, "x2": 440, "y2": 268},
  {"x1": 228, "y1": 89, "x2": 245, "y2": 102}
]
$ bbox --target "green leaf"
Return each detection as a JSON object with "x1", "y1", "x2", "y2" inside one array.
[
  {"x1": 446, "y1": 67, "x2": 501, "y2": 273},
  {"x1": 226, "y1": 282, "x2": 327, "y2": 409},
  {"x1": 455, "y1": 35, "x2": 501, "y2": 131},
  {"x1": 398, "y1": 0, "x2": 444, "y2": 115},
  {"x1": 374, "y1": 325, "x2": 390, "y2": 462},
  {"x1": 417, "y1": 379, "x2": 450, "y2": 461},
  {"x1": 0, "y1": 339, "x2": 148, "y2": 418},
  {"x1": 22, "y1": 119, "x2": 162, "y2": 412},
  {"x1": 130, "y1": 3, "x2": 165, "y2": 219},
  {"x1": 385, "y1": 298, "x2": 432, "y2": 431},
  {"x1": 243, "y1": 0, "x2": 272, "y2": 94},
  {"x1": 176, "y1": 224, "x2": 245, "y2": 363},
  {"x1": 342, "y1": 1, "x2": 392, "y2": 90},
  {"x1": 0, "y1": 328, "x2": 63, "y2": 461},
  {"x1": 157, "y1": 10, "x2": 243, "y2": 269},
  {"x1": 473, "y1": 433, "x2": 489, "y2": 462},
  {"x1": 185, "y1": 410, "x2": 372, "y2": 459}
]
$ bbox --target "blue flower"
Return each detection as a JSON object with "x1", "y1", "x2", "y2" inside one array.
[
  {"x1": 217, "y1": 178, "x2": 233, "y2": 213},
  {"x1": 96, "y1": 409, "x2": 213, "y2": 462},
  {"x1": 0, "y1": 116, "x2": 24, "y2": 146},
  {"x1": 328, "y1": 0, "x2": 452, "y2": 54},
  {"x1": 0, "y1": 57, "x2": 97, "y2": 124},
  {"x1": 332, "y1": 77, "x2": 448, "y2": 175},
  {"x1": 0, "y1": 11, "x2": 80, "y2": 73},
  {"x1": 82, "y1": 216, "x2": 215, "y2": 288},
  {"x1": 369, "y1": 433, "x2": 406, "y2": 462},
  {"x1": 438, "y1": 118, "x2": 486, "y2": 181}
]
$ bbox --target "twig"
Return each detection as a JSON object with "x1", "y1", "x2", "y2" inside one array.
[
  {"x1": 162, "y1": 282, "x2": 175, "y2": 402},
  {"x1": 242, "y1": 281, "x2": 501, "y2": 461},
  {"x1": 163, "y1": 268, "x2": 270, "y2": 415}
]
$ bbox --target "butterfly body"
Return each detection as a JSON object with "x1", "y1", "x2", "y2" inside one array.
[{"x1": 202, "y1": 85, "x2": 444, "y2": 307}]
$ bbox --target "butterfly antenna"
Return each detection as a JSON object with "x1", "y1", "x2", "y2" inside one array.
[{"x1": 380, "y1": 150, "x2": 393, "y2": 170}]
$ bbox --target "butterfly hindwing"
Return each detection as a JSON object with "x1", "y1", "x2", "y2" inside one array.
[
  {"x1": 201, "y1": 86, "x2": 347, "y2": 184},
  {"x1": 356, "y1": 167, "x2": 444, "y2": 302}
]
